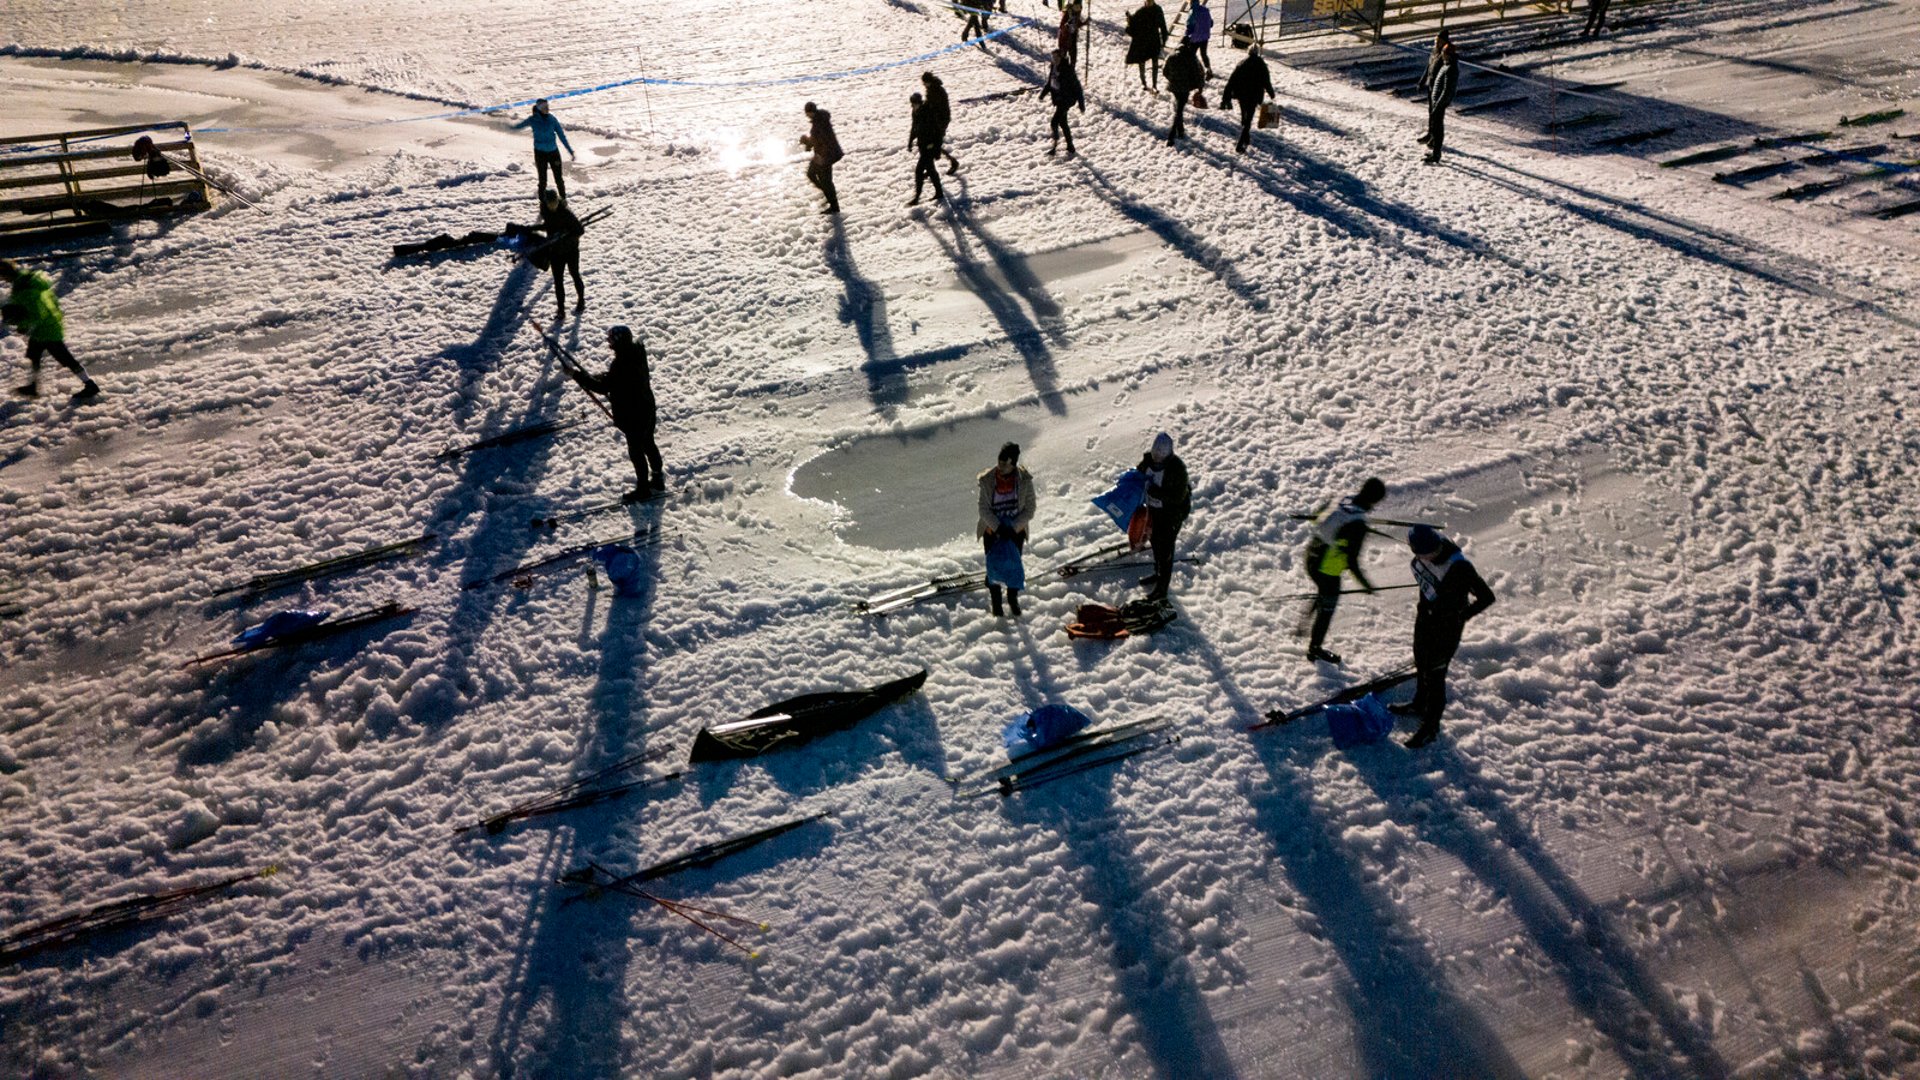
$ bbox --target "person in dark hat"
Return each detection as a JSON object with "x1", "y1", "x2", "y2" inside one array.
[
  {"x1": 1300, "y1": 477, "x2": 1385, "y2": 665},
  {"x1": 1421, "y1": 41, "x2": 1459, "y2": 165},
  {"x1": 1137, "y1": 432, "x2": 1190, "y2": 601},
  {"x1": 978, "y1": 442, "x2": 1036, "y2": 617},
  {"x1": 801, "y1": 102, "x2": 843, "y2": 214},
  {"x1": 1395, "y1": 524, "x2": 1495, "y2": 748},
  {"x1": 567, "y1": 324, "x2": 663, "y2": 501}
]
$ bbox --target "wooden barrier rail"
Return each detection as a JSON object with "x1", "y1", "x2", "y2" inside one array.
[{"x1": 0, "y1": 121, "x2": 212, "y2": 240}]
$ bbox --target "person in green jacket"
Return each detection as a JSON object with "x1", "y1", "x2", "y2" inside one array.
[{"x1": 2, "y1": 259, "x2": 98, "y2": 401}]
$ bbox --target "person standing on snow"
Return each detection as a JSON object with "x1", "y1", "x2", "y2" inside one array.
[
  {"x1": 1125, "y1": 0, "x2": 1170, "y2": 91},
  {"x1": 512, "y1": 98, "x2": 576, "y2": 201},
  {"x1": 907, "y1": 92, "x2": 947, "y2": 206},
  {"x1": 801, "y1": 102, "x2": 843, "y2": 214},
  {"x1": 1164, "y1": 42, "x2": 1205, "y2": 144},
  {"x1": 537, "y1": 189, "x2": 586, "y2": 322},
  {"x1": 1421, "y1": 41, "x2": 1459, "y2": 165},
  {"x1": 1137, "y1": 432, "x2": 1190, "y2": 601},
  {"x1": 1300, "y1": 477, "x2": 1385, "y2": 665},
  {"x1": 978, "y1": 442, "x2": 1036, "y2": 617},
  {"x1": 1394, "y1": 525, "x2": 1495, "y2": 749},
  {"x1": 1039, "y1": 49, "x2": 1085, "y2": 158},
  {"x1": 1221, "y1": 44, "x2": 1275, "y2": 154},
  {"x1": 567, "y1": 325, "x2": 664, "y2": 502},
  {"x1": 1416, "y1": 28, "x2": 1450, "y2": 98},
  {"x1": 1185, "y1": 0, "x2": 1215, "y2": 75},
  {"x1": 1, "y1": 259, "x2": 99, "y2": 401},
  {"x1": 921, "y1": 72, "x2": 962, "y2": 177},
  {"x1": 1580, "y1": 0, "x2": 1612, "y2": 37}
]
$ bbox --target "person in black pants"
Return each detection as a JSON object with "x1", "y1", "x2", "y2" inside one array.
[
  {"x1": 569, "y1": 325, "x2": 663, "y2": 502},
  {"x1": 907, "y1": 92, "x2": 946, "y2": 205},
  {"x1": 1422, "y1": 41, "x2": 1459, "y2": 165},
  {"x1": 537, "y1": 189, "x2": 585, "y2": 322},
  {"x1": 1395, "y1": 525, "x2": 1495, "y2": 748},
  {"x1": 1300, "y1": 477, "x2": 1385, "y2": 665},
  {"x1": 1222, "y1": 44, "x2": 1275, "y2": 154},
  {"x1": 1137, "y1": 432, "x2": 1190, "y2": 601},
  {"x1": 920, "y1": 72, "x2": 961, "y2": 176},
  {"x1": 1164, "y1": 42, "x2": 1204, "y2": 144},
  {"x1": 802, "y1": 102, "x2": 843, "y2": 214},
  {"x1": 1039, "y1": 49, "x2": 1085, "y2": 157},
  {"x1": 977, "y1": 442, "x2": 1036, "y2": 617},
  {"x1": 1581, "y1": 0, "x2": 1612, "y2": 37}
]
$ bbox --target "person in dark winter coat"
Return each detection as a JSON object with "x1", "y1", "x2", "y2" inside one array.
[
  {"x1": 1300, "y1": 477, "x2": 1384, "y2": 665},
  {"x1": 569, "y1": 325, "x2": 664, "y2": 501},
  {"x1": 1039, "y1": 49, "x2": 1085, "y2": 157},
  {"x1": 1581, "y1": 0, "x2": 1611, "y2": 36},
  {"x1": 1421, "y1": 41, "x2": 1459, "y2": 164},
  {"x1": 512, "y1": 99, "x2": 576, "y2": 201},
  {"x1": 1416, "y1": 28, "x2": 1450, "y2": 96},
  {"x1": 978, "y1": 442, "x2": 1037, "y2": 617},
  {"x1": 1221, "y1": 45, "x2": 1275, "y2": 153},
  {"x1": 2, "y1": 258, "x2": 98, "y2": 401},
  {"x1": 1125, "y1": 0, "x2": 1169, "y2": 90},
  {"x1": 1137, "y1": 432, "x2": 1190, "y2": 601},
  {"x1": 1185, "y1": 0, "x2": 1215, "y2": 74},
  {"x1": 537, "y1": 189, "x2": 586, "y2": 322},
  {"x1": 1164, "y1": 42, "x2": 1205, "y2": 144},
  {"x1": 907, "y1": 92, "x2": 947, "y2": 205},
  {"x1": 921, "y1": 72, "x2": 961, "y2": 176},
  {"x1": 801, "y1": 102, "x2": 843, "y2": 214},
  {"x1": 1394, "y1": 525, "x2": 1495, "y2": 748}
]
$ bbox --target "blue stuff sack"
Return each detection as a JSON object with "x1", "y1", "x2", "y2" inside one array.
[
  {"x1": 594, "y1": 544, "x2": 648, "y2": 597},
  {"x1": 986, "y1": 537, "x2": 1026, "y2": 590},
  {"x1": 232, "y1": 609, "x2": 329, "y2": 649},
  {"x1": 1002, "y1": 703, "x2": 1094, "y2": 756},
  {"x1": 1091, "y1": 470, "x2": 1147, "y2": 533},
  {"x1": 1326, "y1": 693, "x2": 1396, "y2": 749}
]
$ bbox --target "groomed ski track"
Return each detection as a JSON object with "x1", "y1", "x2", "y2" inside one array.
[{"x1": 3, "y1": 0, "x2": 1920, "y2": 1077}]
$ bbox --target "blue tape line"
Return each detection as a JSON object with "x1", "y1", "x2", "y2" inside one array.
[{"x1": 198, "y1": 13, "x2": 1038, "y2": 135}]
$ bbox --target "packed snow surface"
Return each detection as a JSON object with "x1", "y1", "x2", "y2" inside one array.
[{"x1": 3, "y1": 0, "x2": 1919, "y2": 1077}]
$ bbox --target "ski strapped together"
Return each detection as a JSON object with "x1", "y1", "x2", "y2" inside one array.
[
  {"x1": 528, "y1": 488, "x2": 668, "y2": 532},
  {"x1": 854, "y1": 540, "x2": 1185, "y2": 617},
  {"x1": 562, "y1": 863, "x2": 771, "y2": 956},
  {"x1": 1249, "y1": 666, "x2": 1418, "y2": 731},
  {"x1": 455, "y1": 745, "x2": 683, "y2": 836},
  {"x1": 951, "y1": 716, "x2": 1176, "y2": 798},
  {"x1": 461, "y1": 525, "x2": 662, "y2": 590},
  {"x1": 0, "y1": 866, "x2": 278, "y2": 967},
  {"x1": 213, "y1": 533, "x2": 436, "y2": 597},
  {"x1": 184, "y1": 601, "x2": 415, "y2": 668}
]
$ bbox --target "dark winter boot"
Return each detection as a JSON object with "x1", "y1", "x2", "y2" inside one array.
[
  {"x1": 14, "y1": 383, "x2": 38, "y2": 398},
  {"x1": 1007, "y1": 589, "x2": 1021, "y2": 617},
  {"x1": 989, "y1": 584, "x2": 1005, "y2": 617},
  {"x1": 1138, "y1": 573, "x2": 1160, "y2": 588},
  {"x1": 1306, "y1": 647, "x2": 1343, "y2": 665},
  {"x1": 1404, "y1": 721, "x2": 1440, "y2": 749},
  {"x1": 71, "y1": 381, "x2": 100, "y2": 402}
]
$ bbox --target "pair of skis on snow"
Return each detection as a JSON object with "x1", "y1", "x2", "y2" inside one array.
[
  {"x1": 0, "y1": 865, "x2": 278, "y2": 968},
  {"x1": 854, "y1": 542, "x2": 1207, "y2": 616},
  {"x1": 948, "y1": 715, "x2": 1180, "y2": 798}
]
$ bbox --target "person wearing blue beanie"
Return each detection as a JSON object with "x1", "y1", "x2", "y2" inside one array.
[{"x1": 1395, "y1": 526, "x2": 1494, "y2": 748}]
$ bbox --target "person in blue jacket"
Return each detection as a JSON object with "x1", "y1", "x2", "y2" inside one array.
[
  {"x1": 1185, "y1": 0, "x2": 1215, "y2": 75},
  {"x1": 513, "y1": 98, "x2": 576, "y2": 200}
]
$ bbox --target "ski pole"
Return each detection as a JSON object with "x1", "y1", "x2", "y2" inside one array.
[
  {"x1": 529, "y1": 321, "x2": 616, "y2": 423},
  {"x1": 1272, "y1": 583, "x2": 1419, "y2": 602}
]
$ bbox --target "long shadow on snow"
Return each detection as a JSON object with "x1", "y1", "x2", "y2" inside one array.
[
  {"x1": 822, "y1": 215, "x2": 984, "y2": 413},
  {"x1": 1166, "y1": 620, "x2": 1529, "y2": 1077},
  {"x1": 489, "y1": 511, "x2": 663, "y2": 1078},
  {"x1": 917, "y1": 210, "x2": 1068, "y2": 415},
  {"x1": 1347, "y1": 738, "x2": 1735, "y2": 1078},
  {"x1": 996, "y1": 622, "x2": 1235, "y2": 1078}
]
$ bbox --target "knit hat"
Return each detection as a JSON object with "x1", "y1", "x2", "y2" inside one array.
[
  {"x1": 1407, "y1": 525, "x2": 1443, "y2": 555},
  {"x1": 608, "y1": 325, "x2": 633, "y2": 346},
  {"x1": 999, "y1": 441, "x2": 1020, "y2": 463},
  {"x1": 1358, "y1": 477, "x2": 1386, "y2": 506},
  {"x1": 1152, "y1": 432, "x2": 1174, "y2": 456}
]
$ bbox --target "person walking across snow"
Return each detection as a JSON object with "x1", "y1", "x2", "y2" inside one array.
[
  {"x1": 1039, "y1": 49, "x2": 1086, "y2": 158},
  {"x1": 1164, "y1": 41, "x2": 1205, "y2": 144},
  {"x1": 978, "y1": 442, "x2": 1036, "y2": 617},
  {"x1": 568, "y1": 325, "x2": 664, "y2": 502},
  {"x1": 1137, "y1": 432, "x2": 1190, "y2": 601},
  {"x1": 1125, "y1": 0, "x2": 1169, "y2": 91},
  {"x1": 801, "y1": 102, "x2": 844, "y2": 214},
  {"x1": 1, "y1": 259, "x2": 99, "y2": 401},
  {"x1": 512, "y1": 98, "x2": 576, "y2": 201},
  {"x1": 907, "y1": 92, "x2": 947, "y2": 206},
  {"x1": 1300, "y1": 477, "x2": 1384, "y2": 665},
  {"x1": 1185, "y1": 0, "x2": 1215, "y2": 75},
  {"x1": 1221, "y1": 44, "x2": 1275, "y2": 154},
  {"x1": 921, "y1": 72, "x2": 962, "y2": 176},
  {"x1": 1394, "y1": 525, "x2": 1495, "y2": 748}
]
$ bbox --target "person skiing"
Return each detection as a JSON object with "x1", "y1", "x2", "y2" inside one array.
[
  {"x1": 1056, "y1": 0, "x2": 1087, "y2": 68},
  {"x1": 1395, "y1": 525, "x2": 1494, "y2": 748},
  {"x1": 1, "y1": 259, "x2": 99, "y2": 401},
  {"x1": 1221, "y1": 44, "x2": 1275, "y2": 154},
  {"x1": 1038, "y1": 49, "x2": 1085, "y2": 158},
  {"x1": 1125, "y1": 0, "x2": 1170, "y2": 91},
  {"x1": 567, "y1": 325, "x2": 664, "y2": 501},
  {"x1": 801, "y1": 102, "x2": 843, "y2": 214},
  {"x1": 537, "y1": 189, "x2": 586, "y2": 322},
  {"x1": 1164, "y1": 42, "x2": 1205, "y2": 144},
  {"x1": 1422, "y1": 41, "x2": 1459, "y2": 165},
  {"x1": 977, "y1": 442, "x2": 1036, "y2": 617},
  {"x1": 1137, "y1": 432, "x2": 1190, "y2": 601},
  {"x1": 907, "y1": 92, "x2": 947, "y2": 206},
  {"x1": 1300, "y1": 477, "x2": 1385, "y2": 665},
  {"x1": 921, "y1": 72, "x2": 961, "y2": 176},
  {"x1": 1185, "y1": 0, "x2": 1215, "y2": 75},
  {"x1": 512, "y1": 98, "x2": 576, "y2": 201},
  {"x1": 1580, "y1": 0, "x2": 1612, "y2": 37}
]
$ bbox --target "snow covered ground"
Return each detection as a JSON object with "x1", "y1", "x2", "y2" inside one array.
[{"x1": 2, "y1": 0, "x2": 1919, "y2": 1076}]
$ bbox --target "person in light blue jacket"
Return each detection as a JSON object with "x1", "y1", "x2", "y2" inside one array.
[{"x1": 513, "y1": 98, "x2": 576, "y2": 200}]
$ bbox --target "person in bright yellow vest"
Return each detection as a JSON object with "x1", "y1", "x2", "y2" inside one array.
[
  {"x1": 1301, "y1": 477, "x2": 1383, "y2": 664},
  {"x1": 2, "y1": 259, "x2": 99, "y2": 401}
]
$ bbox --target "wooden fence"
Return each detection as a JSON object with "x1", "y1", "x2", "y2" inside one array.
[{"x1": 0, "y1": 122, "x2": 212, "y2": 241}]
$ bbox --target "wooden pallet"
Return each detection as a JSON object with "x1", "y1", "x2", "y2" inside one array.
[{"x1": 0, "y1": 122, "x2": 212, "y2": 241}]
